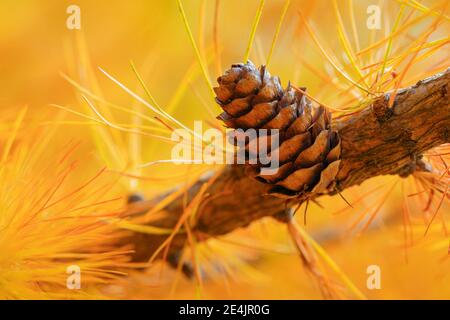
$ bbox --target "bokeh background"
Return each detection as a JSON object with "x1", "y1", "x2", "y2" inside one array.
[{"x1": 0, "y1": 0, "x2": 449, "y2": 299}]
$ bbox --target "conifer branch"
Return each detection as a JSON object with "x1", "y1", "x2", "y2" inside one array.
[{"x1": 125, "y1": 68, "x2": 450, "y2": 265}]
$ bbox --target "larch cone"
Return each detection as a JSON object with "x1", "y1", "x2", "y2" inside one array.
[{"x1": 214, "y1": 61, "x2": 342, "y2": 198}]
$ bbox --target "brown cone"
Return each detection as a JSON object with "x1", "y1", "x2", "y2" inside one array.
[{"x1": 214, "y1": 61, "x2": 341, "y2": 198}]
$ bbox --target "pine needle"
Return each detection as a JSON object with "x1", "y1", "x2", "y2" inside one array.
[
  {"x1": 1, "y1": 106, "x2": 27, "y2": 165},
  {"x1": 424, "y1": 183, "x2": 449, "y2": 236},
  {"x1": 288, "y1": 218, "x2": 366, "y2": 299},
  {"x1": 387, "y1": 14, "x2": 441, "y2": 107},
  {"x1": 98, "y1": 66, "x2": 204, "y2": 143},
  {"x1": 396, "y1": 0, "x2": 450, "y2": 21},
  {"x1": 112, "y1": 219, "x2": 175, "y2": 235},
  {"x1": 81, "y1": 96, "x2": 174, "y2": 143},
  {"x1": 378, "y1": 4, "x2": 405, "y2": 90},
  {"x1": 213, "y1": 0, "x2": 222, "y2": 75},
  {"x1": 129, "y1": 60, "x2": 162, "y2": 112},
  {"x1": 177, "y1": 0, "x2": 215, "y2": 100},
  {"x1": 348, "y1": 0, "x2": 361, "y2": 52},
  {"x1": 244, "y1": 0, "x2": 265, "y2": 62},
  {"x1": 298, "y1": 10, "x2": 372, "y2": 94},
  {"x1": 266, "y1": 0, "x2": 290, "y2": 67},
  {"x1": 356, "y1": 5, "x2": 439, "y2": 56},
  {"x1": 332, "y1": 0, "x2": 368, "y2": 89}
]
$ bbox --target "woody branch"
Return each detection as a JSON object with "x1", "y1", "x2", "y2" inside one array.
[{"x1": 124, "y1": 68, "x2": 449, "y2": 263}]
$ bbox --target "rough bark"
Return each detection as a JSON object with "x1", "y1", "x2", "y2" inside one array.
[{"x1": 125, "y1": 69, "x2": 450, "y2": 263}]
